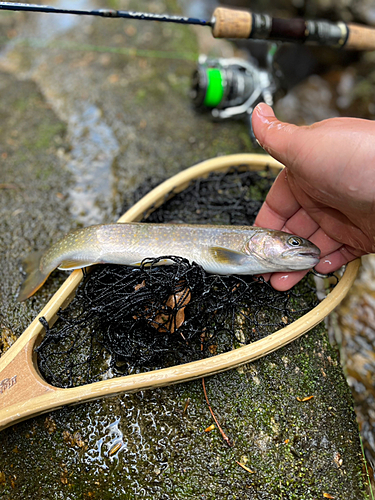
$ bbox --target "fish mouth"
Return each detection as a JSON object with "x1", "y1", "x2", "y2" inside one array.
[
  {"x1": 282, "y1": 247, "x2": 320, "y2": 259},
  {"x1": 297, "y1": 251, "x2": 320, "y2": 259},
  {"x1": 281, "y1": 247, "x2": 320, "y2": 265},
  {"x1": 296, "y1": 251, "x2": 321, "y2": 264}
]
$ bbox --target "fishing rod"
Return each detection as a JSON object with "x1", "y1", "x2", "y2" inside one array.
[{"x1": 1, "y1": 2, "x2": 375, "y2": 51}]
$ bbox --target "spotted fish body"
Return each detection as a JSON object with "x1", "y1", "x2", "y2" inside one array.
[{"x1": 18, "y1": 223, "x2": 321, "y2": 301}]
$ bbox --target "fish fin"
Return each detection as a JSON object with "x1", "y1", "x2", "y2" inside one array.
[
  {"x1": 18, "y1": 252, "x2": 50, "y2": 302},
  {"x1": 21, "y1": 250, "x2": 45, "y2": 274},
  {"x1": 208, "y1": 246, "x2": 246, "y2": 266},
  {"x1": 58, "y1": 259, "x2": 96, "y2": 270}
]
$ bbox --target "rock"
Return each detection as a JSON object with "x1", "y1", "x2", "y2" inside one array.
[{"x1": 0, "y1": 1, "x2": 369, "y2": 498}]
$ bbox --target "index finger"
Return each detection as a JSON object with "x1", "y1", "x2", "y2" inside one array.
[{"x1": 254, "y1": 169, "x2": 301, "y2": 230}]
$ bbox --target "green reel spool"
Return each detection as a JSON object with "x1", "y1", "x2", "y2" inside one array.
[
  {"x1": 203, "y1": 68, "x2": 225, "y2": 107},
  {"x1": 191, "y1": 55, "x2": 278, "y2": 143},
  {"x1": 191, "y1": 65, "x2": 226, "y2": 109}
]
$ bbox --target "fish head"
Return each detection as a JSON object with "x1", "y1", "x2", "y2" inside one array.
[{"x1": 244, "y1": 230, "x2": 321, "y2": 272}]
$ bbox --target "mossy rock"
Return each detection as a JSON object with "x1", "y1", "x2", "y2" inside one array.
[{"x1": 0, "y1": 0, "x2": 369, "y2": 498}]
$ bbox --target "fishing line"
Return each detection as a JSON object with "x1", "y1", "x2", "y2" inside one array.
[{"x1": 1, "y1": 35, "x2": 198, "y2": 61}]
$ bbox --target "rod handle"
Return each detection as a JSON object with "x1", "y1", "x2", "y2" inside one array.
[
  {"x1": 211, "y1": 7, "x2": 252, "y2": 39},
  {"x1": 346, "y1": 23, "x2": 375, "y2": 50}
]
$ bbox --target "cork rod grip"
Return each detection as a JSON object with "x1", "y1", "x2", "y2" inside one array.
[
  {"x1": 211, "y1": 7, "x2": 252, "y2": 39},
  {"x1": 345, "y1": 23, "x2": 375, "y2": 50}
]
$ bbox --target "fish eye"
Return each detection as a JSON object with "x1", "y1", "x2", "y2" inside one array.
[{"x1": 288, "y1": 236, "x2": 303, "y2": 247}]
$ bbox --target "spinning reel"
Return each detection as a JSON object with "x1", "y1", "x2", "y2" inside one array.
[{"x1": 191, "y1": 48, "x2": 283, "y2": 143}]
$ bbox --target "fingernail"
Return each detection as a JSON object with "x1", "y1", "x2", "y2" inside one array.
[{"x1": 255, "y1": 103, "x2": 275, "y2": 118}]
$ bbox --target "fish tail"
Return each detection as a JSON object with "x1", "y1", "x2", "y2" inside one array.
[{"x1": 17, "y1": 251, "x2": 50, "y2": 302}]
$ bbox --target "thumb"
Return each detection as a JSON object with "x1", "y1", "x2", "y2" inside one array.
[{"x1": 252, "y1": 103, "x2": 300, "y2": 167}]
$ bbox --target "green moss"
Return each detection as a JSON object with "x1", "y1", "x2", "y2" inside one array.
[
  {"x1": 0, "y1": 283, "x2": 368, "y2": 499},
  {"x1": 14, "y1": 96, "x2": 36, "y2": 113},
  {"x1": 30, "y1": 122, "x2": 66, "y2": 151},
  {"x1": 107, "y1": 0, "x2": 120, "y2": 8},
  {"x1": 135, "y1": 88, "x2": 147, "y2": 102}
]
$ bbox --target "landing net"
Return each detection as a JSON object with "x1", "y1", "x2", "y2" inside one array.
[{"x1": 37, "y1": 167, "x2": 327, "y2": 388}]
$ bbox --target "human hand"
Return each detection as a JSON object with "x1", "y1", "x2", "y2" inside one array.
[{"x1": 252, "y1": 103, "x2": 375, "y2": 291}]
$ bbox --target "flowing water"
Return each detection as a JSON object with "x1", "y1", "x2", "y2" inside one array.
[{"x1": 0, "y1": 0, "x2": 121, "y2": 225}]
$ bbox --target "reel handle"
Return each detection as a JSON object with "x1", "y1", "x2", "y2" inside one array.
[{"x1": 211, "y1": 7, "x2": 375, "y2": 51}]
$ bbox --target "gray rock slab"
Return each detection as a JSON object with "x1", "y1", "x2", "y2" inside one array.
[{"x1": 0, "y1": 1, "x2": 369, "y2": 498}]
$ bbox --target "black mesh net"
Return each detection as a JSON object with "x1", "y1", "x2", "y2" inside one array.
[{"x1": 37, "y1": 167, "x2": 328, "y2": 388}]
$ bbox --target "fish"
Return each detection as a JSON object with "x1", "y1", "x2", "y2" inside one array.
[{"x1": 17, "y1": 223, "x2": 321, "y2": 301}]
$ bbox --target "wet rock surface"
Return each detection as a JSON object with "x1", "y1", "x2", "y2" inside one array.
[
  {"x1": 0, "y1": 1, "x2": 370, "y2": 498},
  {"x1": 331, "y1": 256, "x2": 375, "y2": 492},
  {"x1": 0, "y1": 330, "x2": 368, "y2": 499}
]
